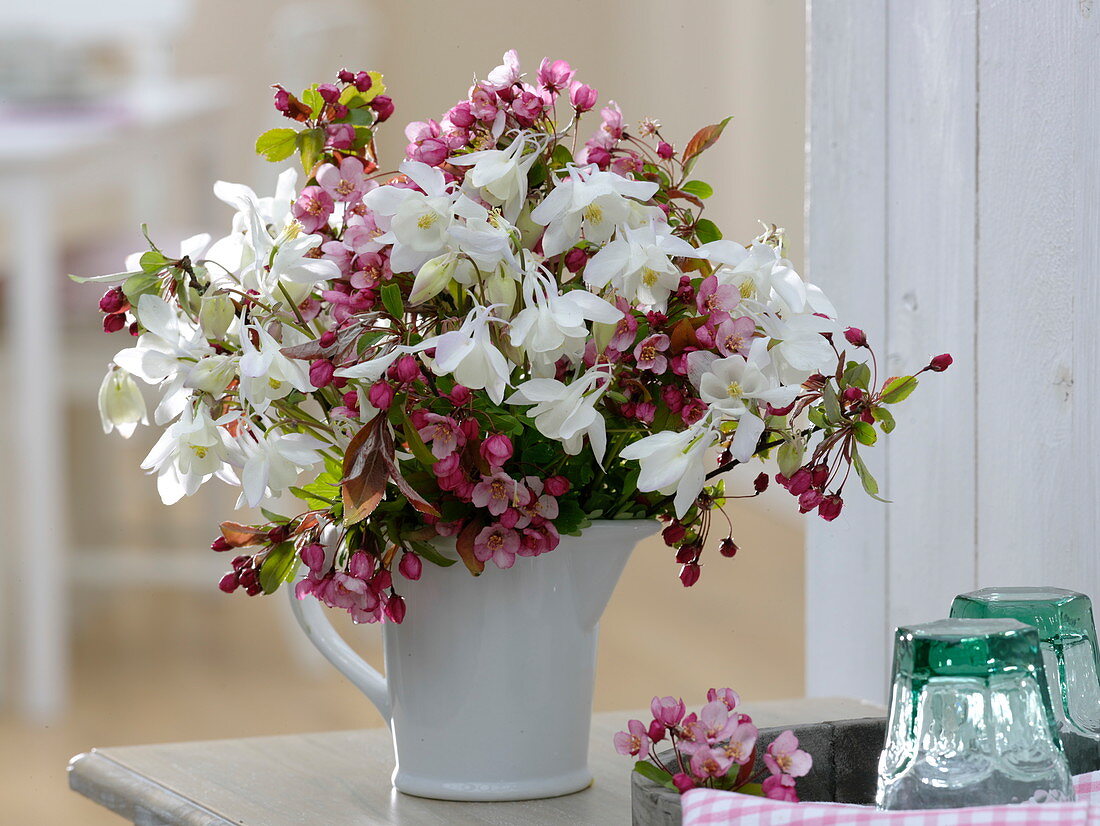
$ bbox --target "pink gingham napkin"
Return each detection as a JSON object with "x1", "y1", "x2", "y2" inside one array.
[{"x1": 680, "y1": 771, "x2": 1100, "y2": 825}]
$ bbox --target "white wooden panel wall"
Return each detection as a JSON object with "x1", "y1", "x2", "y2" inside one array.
[{"x1": 806, "y1": 0, "x2": 1099, "y2": 702}]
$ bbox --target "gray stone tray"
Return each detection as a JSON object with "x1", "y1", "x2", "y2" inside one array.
[{"x1": 631, "y1": 717, "x2": 1100, "y2": 825}]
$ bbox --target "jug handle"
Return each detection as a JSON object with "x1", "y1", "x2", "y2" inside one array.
[{"x1": 287, "y1": 584, "x2": 391, "y2": 721}]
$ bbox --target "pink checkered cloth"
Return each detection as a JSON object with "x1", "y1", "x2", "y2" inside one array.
[{"x1": 681, "y1": 771, "x2": 1100, "y2": 825}]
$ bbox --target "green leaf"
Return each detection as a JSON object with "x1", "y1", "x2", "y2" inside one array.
[
  {"x1": 255, "y1": 128, "x2": 298, "y2": 163},
  {"x1": 527, "y1": 158, "x2": 548, "y2": 188},
  {"x1": 554, "y1": 499, "x2": 588, "y2": 535},
  {"x1": 807, "y1": 405, "x2": 829, "y2": 429},
  {"x1": 399, "y1": 406, "x2": 437, "y2": 468},
  {"x1": 682, "y1": 180, "x2": 714, "y2": 199},
  {"x1": 550, "y1": 144, "x2": 573, "y2": 168},
  {"x1": 852, "y1": 421, "x2": 877, "y2": 446},
  {"x1": 633, "y1": 761, "x2": 676, "y2": 790},
  {"x1": 289, "y1": 484, "x2": 337, "y2": 509},
  {"x1": 777, "y1": 438, "x2": 804, "y2": 478},
  {"x1": 260, "y1": 507, "x2": 288, "y2": 524},
  {"x1": 851, "y1": 446, "x2": 891, "y2": 503},
  {"x1": 381, "y1": 283, "x2": 404, "y2": 319},
  {"x1": 347, "y1": 107, "x2": 375, "y2": 127},
  {"x1": 352, "y1": 125, "x2": 373, "y2": 149},
  {"x1": 738, "y1": 782, "x2": 765, "y2": 797},
  {"x1": 297, "y1": 128, "x2": 326, "y2": 172},
  {"x1": 842, "y1": 360, "x2": 871, "y2": 391},
  {"x1": 872, "y1": 406, "x2": 896, "y2": 434},
  {"x1": 139, "y1": 250, "x2": 171, "y2": 274},
  {"x1": 409, "y1": 540, "x2": 458, "y2": 568},
  {"x1": 68, "y1": 269, "x2": 142, "y2": 285},
  {"x1": 822, "y1": 382, "x2": 842, "y2": 422},
  {"x1": 695, "y1": 218, "x2": 722, "y2": 244},
  {"x1": 259, "y1": 542, "x2": 299, "y2": 594},
  {"x1": 882, "y1": 376, "x2": 919, "y2": 404},
  {"x1": 522, "y1": 441, "x2": 557, "y2": 465},
  {"x1": 122, "y1": 272, "x2": 160, "y2": 304},
  {"x1": 300, "y1": 87, "x2": 324, "y2": 117}
]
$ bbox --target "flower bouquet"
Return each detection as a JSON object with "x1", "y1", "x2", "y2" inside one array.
[
  {"x1": 617, "y1": 689, "x2": 812, "y2": 801},
  {"x1": 77, "y1": 49, "x2": 949, "y2": 798}
]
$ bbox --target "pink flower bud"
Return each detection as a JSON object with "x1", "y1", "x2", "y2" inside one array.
[
  {"x1": 673, "y1": 773, "x2": 696, "y2": 793},
  {"x1": 842, "y1": 386, "x2": 863, "y2": 402},
  {"x1": 679, "y1": 562, "x2": 701, "y2": 587},
  {"x1": 586, "y1": 145, "x2": 611, "y2": 168},
  {"x1": 99, "y1": 287, "x2": 127, "y2": 314},
  {"x1": 656, "y1": 141, "x2": 674, "y2": 160},
  {"x1": 398, "y1": 552, "x2": 422, "y2": 581},
  {"x1": 448, "y1": 384, "x2": 471, "y2": 404},
  {"x1": 354, "y1": 71, "x2": 373, "y2": 92},
  {"x1": 338, "y1": 69, "x2": 355, "y2": 83},
  {"x1": 564, "y1": 247, "x2": 589, "y2": 273},
  {"x1": 370, "y1": 95, "x2": 394, "y2": 122},
  {"x1": 480, "y1": 434, "x2": 513, "y2": 468},
  {"x1": 648, "y1": 720, "x2": 667, "y2": 743},
  {"x1": 844, "y1": 327, "x2": 867, "y2": 347},
  {"x1": 318, "y1": 83, "x2": 341, "y2": 104},
  {"x1": 391, "y1": 354, "x2": 421, "y2": 383},
  {"x1": 301, "y1": 543, "x2": 326, "y2": 573},
  {"x1": 537, "y1": 58, "x2": 575, "y2": 92},
  {"x1": 634, "y1": 402, "x2": 656, "y2": 423},
  {"x1": 103, "y1": 313, "x2": 127, "y2": 333},
  {"x1": 411, "y1": 137, "x2": 449, "y2": 166},
  {"x1": 570, "y1": 82, "x2": 598, "y2": 113},
  {"x1": 499, "y1": 508, "x2": 521, "y2": 529},
  {"x1": 348, "y1": 551, "x2": 374, "y2": 580},
  {"x1": 811, "y1": 463, "x2": 830, "y2": 488},
  {"x1": 309, "y1": 358, "x2": 336, "y2": 388},
  {"x1": 799, "y1": 488, "x2": 824, "y2": 513},
  {"x1": 368, "y1": 381, "x2": 395, "y2": 410},
  {"x1": 929, "y1": 353, "x2": 953, "y2": 372},
  {"x1": 326, "y1": 124, "x2": 355, "y2": 150},
  {"x1": 371, "y1": 569, "x2": 392, "y2": 591},
  {"x1": 385, "y1": 593, "x2": 406, "y2": 623},
  {"x1": 787, "y1": 468, "x2": 813, "y2": 496},
  {"x1": 448, "y1": 102, "x2": 475, "y2": 128},
  {"x1": 273, "y1": 85, "x2": 291, "y2": 113},
  {"x1": 544, "y1": 476, "x2": 570, "y2": 497},
  {"x1": 319, "y1": 330, "x2": 337, "y2": 348},
  {"x1": 218, "y1": 571, "x2": 240, "y2": 593},
  {"x1": 342, "y1": 390, "x2": 359, "y2": 408}
]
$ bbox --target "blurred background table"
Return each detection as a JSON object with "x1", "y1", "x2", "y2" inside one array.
[{"x1": 68, "y1": 697, "x2": 881, "y2": 825}]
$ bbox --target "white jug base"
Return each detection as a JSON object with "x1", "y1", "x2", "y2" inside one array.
[{"x1": 393, "y1": 767, "x2": 594, "y2": 801}]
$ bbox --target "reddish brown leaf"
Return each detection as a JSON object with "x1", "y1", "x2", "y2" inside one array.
[
  {"x1": 381, "y1": 451, "x2": 441, "y2": 518},
  {"x1": 666, "y1": 188, "x2": 705, "y2": 210},
  {"x1": 682, "y1": 116, "x2": 733, "y2": 167},
  {"x1": 280, "y1": 340, "x2": 327, "y2": 361},
  {"x1": 669, "y1": 319, "x2": 700, "y2": 355},
  {"x1": 455, "y1": 519, "x2": 486, "y2": 576},
  {"x1": 341, "y1": 418, "x2": 389, "y2": 526},
  {"x1": 219, "y1": 522, "x2": 269, "y2": 548}
]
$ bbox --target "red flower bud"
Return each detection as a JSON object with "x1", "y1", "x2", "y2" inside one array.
[
  {"x1": 586, "y1": 146, "x2": 611, "y2": 168},
  {"x1": 818, "y1": 494, "x2": 844, "y2": 521},
  {"x1": 844, "y1": 327, "x2": 867, "y2": 347},
  {"x1": 354, "y1": 71, "x2": 373, "y2": 93},
  {"x1": 675, "y1": 544, "x2": 698, "y2": 564},
  {"x1": 799, "y1": 489, "x2": 824, "y2": 513},
  {"x1": 811, "y1": 463, "x2": 830, "y2": 489},
  {"x1": 267, "y1": 525, "x2": 289, "y2": 543},
  {"x1": 564, "y1": 247, "x2": 589, "y2": 273},
  {"x1": 210, "y1": 536, "x2": 232, "y2": 552},
  {"x1": 662, "y1": 522, "x2": 687, "y2": 546},
  {"x1": 648, "y1": 720, "x2": 667, "y2": 743},
  {"x1": 319, "y1": 330, "x2": 337, "y2": 348},
  {"x1": 719, "y1": 537, "x2": 738, "y2": 558},
  {"x1": 337, "y1": 69, "x2": 355, "y2": 83},
  {"x1": 218, "y1": 571, "x2": 240, "y2": 593},
  {"x1": 384, "y1": 593, "x2": 406, "y2": 623},
  {"x1": 679, "y1": 562, "x2": 701, "y2": 587},
  {"x1": 929, "y1": 353, "x2": 953, "y2": 372},
  {"x1": 103, "y1": 313, "x2": 127, "y2": 333},
  {"x1": 673, "y1": 773, "x2": 696, "y2": 793},
  {"x1": 788, "y1": 468, "x2": 813, "y2": 496},
  {"x1": 656, "y1": 141, "x2": 674, "y2": 160},
  {"x1": 753, "y1": 472, "x2": 769, "y2": 494},
  {"x1": 842, "y1": 386, "x2": 863, "y2": 402},
  {"x1": 318, "y1": 83, "x2": 341, "y2": 104},
  {"x1": 370, "y1": 95, "x2": 394, "y2": 122},
  {"x1": 398, "y1": 552, "x2": 423, "y2": 581},
  {"x1": 99, "y1": 287, "x2": 128, "y2": 314}
]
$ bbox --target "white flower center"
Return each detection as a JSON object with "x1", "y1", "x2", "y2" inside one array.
[
  {"x1": 641, "y1": 267, "x2": 659, "y2": 287},
  {"x1": 727, "y1": 381, "x2": 743, "y2": 398},
  {"x1": 583, "y1": 203, "x2": 603, "y2": 225},
  {"x1": 417, "y1": 211, "x2": 440, "y2": 230}
]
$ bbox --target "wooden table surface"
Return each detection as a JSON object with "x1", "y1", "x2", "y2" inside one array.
[{"x1": 68, "y1": 697, "x2": 881, "y2": 825}]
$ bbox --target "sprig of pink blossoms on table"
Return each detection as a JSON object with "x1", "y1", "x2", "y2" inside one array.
[
  {"x1": 77, "y1": 49, "x2": 951, "y2": 625},
  {"x1": 615, "y1": 689, "x2": 812, "y2": 799}
]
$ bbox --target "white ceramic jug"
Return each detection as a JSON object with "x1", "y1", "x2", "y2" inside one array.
[{"x1": 288, "y1": 519, "x2": 658, "y2": 801}]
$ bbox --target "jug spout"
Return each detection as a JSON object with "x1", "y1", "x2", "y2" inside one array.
[{"x1": 570, "y1": 520, "x2": 660, "y2": 629}]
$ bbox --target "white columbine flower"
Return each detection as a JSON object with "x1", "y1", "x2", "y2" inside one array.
[
  {"x1": 584, "y1": 220, "x2": 700, "y2": 311},
  {"x1": 530, "y1": 164, "x2": 659, "y2": 257},
  {"x1": 185, "y1": 353, "x2": 239, "y2": 396},
  {"x1": 98, "y1": 368, "x2": 148, "y2": 438},
  {"x1": 698, "y1": 241, "x2": 810, "y2": 315},
  {"x1": 206, "y1": 168, "x2": 299, "y2": 274},
  {"x1": 620, "y1": 417, "x2": 719, "y2": 518},
  {"x1": 506, "y1": 365, "x2": 613, "y2": 463},
  {"x1": 364, "y1": 160, "x2": 486, "y2": 274},
  {"x1": 509, "y1": 267, "x2": 622, "y2": 376},
  {"x1": 430, "y1": 303, "x2": 512, "y2": 403},
  {"x1": 235, "y1": 429, "x2": 326, "y2": 509},
  {"x1": 238, "y1": 325, "x2": 315, "y2": 413},
  {"x1": 688, "y1": 339, "x2": 799, "y2": 462},
  {"x1": 451, "y1": 132, "x2": 540, "y2": 222},
  {"x1": 114, "y1": 294, "x2": 212, "y2": 425},
  {"x1": 757, "y1": 312, "x2": 840, "y2": 385},
  {"x1": 141, "y1": 404, "x2": 236, "y2": 505}
]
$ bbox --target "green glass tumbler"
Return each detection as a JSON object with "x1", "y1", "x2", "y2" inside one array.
[
  {"x1": 951, "y1": 587, "x2": 1100, "y2": 758},
  {"x1": 877, "y1": 619, "x2": 1074, "y2": 810}
]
